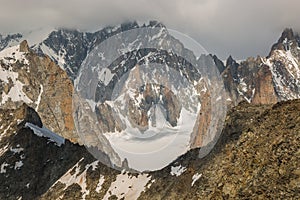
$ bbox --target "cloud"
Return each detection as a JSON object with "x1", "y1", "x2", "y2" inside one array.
[{"x1": 0, "y1": 0, "x2": 300, "y2": 59}]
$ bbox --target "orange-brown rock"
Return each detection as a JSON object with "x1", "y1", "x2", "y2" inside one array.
[
  {"x1": 252, "y1": 65, "x2": 278, "y2": 104},
  {"x1": 0, "y1": 41, "x2": 77, "y2": 142}
]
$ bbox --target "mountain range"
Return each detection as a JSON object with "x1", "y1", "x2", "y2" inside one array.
[{"x1": 0, "y1": 21, "x2": 299, "y2": 199}]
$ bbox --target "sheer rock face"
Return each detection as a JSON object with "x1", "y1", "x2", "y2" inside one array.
[
  {"x1": 95, "y1": 103, "x2": 123, "y2": 133},
  {"x1": 0, "y1": 41, "x2": 77, "y2": 142},
  {"x1": 126, "y1": 83, "x2": 181, "y2": 129},
  {"x1": 189, "y1": 90, "x2": 211, "y2": 148},
  {"x1": 29, "y1": 49, "x2": 75, "y2": 142},
  {"x1": 252, "y1": 64, "x2": 278, "y2": 104}
]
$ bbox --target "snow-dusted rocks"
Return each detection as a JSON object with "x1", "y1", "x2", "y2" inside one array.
[
  {"x1": 0, "y1": 41, "x2": 76, "y2": 142},
  {"x1": 0, "y1": 44, "x2": 29, "y2": 65},
  {"x1": 170, "y1": 165, "x2": 187, "y2": 177},
  {"x1": 103, "y1": 172, "x2": 151, "y2": 200},
  {"x1": 191, "y1": 172, "x2": 202, "y2": 186}
]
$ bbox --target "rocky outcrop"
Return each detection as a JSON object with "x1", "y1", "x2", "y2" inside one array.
[
  {"x1": 16, "y1": 103, "x2": 43, "y2": 128},
  {"x1": 252, "y1": 64, "x2": 278, "y2": 104},
  {"x1": 96, "y1": 103, "x2": 123, "y2": 133},
  {"x1": 189, "y1": 80, "x2": 211, "y2": 148},
  {"x1": 0, "y1": 104, "x2": 97, "y2": 200},
  {"x1": 0, "y1": 41, "x2": 77, "y2": 142},
  {"x1": 126, "y1": 82, "x2": 182, "y2": 129},
  {"x1": 263, "y1": 29, "x2": 300, "y2": 101},
  {"x1": 26, "y1": 48, "x2": 75, "y2": 141},
  {"x1": 19, "y1": 40, "x2": 30, "y2": 53},
  {"x1": 270, "y1": 28, "x2": 298, "y2": 54},
  {"x1": 0, "y1": 104, "x2": 43, "y2": 164}
]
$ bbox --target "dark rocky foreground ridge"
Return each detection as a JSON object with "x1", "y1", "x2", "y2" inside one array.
[{"x1": 0, "y1": 99, "x2": 299, "y2": 199}]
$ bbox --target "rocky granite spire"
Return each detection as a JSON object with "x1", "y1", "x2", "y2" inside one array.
[{"x1": 270, "y1": 28, "x2": 299, "y2": 53}]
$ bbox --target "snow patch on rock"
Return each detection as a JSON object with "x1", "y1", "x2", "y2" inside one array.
[
  {"x1": 191, "y1": 172, "x2": 202, "y2": 186},
  {"x1": 95, "y1": 175, "x2": 105, "y2": 193},
  {"x1": 0, "y1": 68, "x2": 33, "y2": 105},
  {"x1": 53, "y1": 159, "x2": 99, "y2": 200},
  {"x1": 170, "y1": 165, "x2": 186, "y2": 177},
  {"x1": 0, "y1": 45, "x2": 29, "y2": 65},
  {"x1": 103, "y1": 172, "x2": 151, "y2": 200}
]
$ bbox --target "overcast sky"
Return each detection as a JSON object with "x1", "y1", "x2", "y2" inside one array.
[{"x1": 1, "y1": 0, "x2": 300, "y2": 59}]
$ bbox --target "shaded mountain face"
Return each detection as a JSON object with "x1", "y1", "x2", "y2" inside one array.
[
  {"x1": 0, "y1": 33, "x2": 23, "y2": 51},
  {"x1": 35, "y1": 21, "x2": 162, "y2": 81},
  {"x1": 0, "y1": 99, "x2": 299, "y2": 199},
  {"x1": 0, "y1": 104, "x2": 98, "y2": 200}
]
